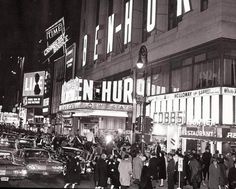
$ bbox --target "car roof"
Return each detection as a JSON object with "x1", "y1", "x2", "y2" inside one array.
[
  {"x1": 22, "y1": 148, "x2": 47, "y2": 152},
  {"x1": 62, "y1": 146, "x2": 83, "y2": 152},
  {"x1": 0, "y1": 149, "x2": 14, "y2": 153}
]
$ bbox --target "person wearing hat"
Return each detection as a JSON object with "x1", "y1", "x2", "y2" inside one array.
[
  {"x1": 209, "y1": 157, "x2": 221, "y2": 189},
  {"x1": 228, "y1": 160, "x2": 236, "y2": 189},
  {"x1": 167, "y1": 152, "x2": 175, "y2": 189},
  {"x1": 118, "y1": 154, "x2": 132, "y2": 189}
]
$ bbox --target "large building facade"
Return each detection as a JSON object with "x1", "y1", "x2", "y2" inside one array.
[{"x1": 58, "y1": 0, "x2": 236, "y2": 154}]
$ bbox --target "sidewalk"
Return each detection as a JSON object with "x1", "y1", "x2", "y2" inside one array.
[{"x1": 74, "y1": 179, "x2": 209, "y2": 189}]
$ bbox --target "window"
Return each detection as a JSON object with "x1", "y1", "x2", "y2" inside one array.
[
  {"x1": 224, "y1": 59, "x2": 236, "y2": 87},
  {"x1": 108, "y1": 0, "x2": 113, "y2": 16},
  {"x1": 151, "y1": 64, "x2": 170, "y2": 95},
  {"x1": 194, "y1": 59, "x2": 220, "y2": 89},
  {"x1": 171, "y1": 65, "x2": 192, "y2": 92},
  {"x1": 96, "y1": 0, "x2": 100, "y2": 25},
  {"x1": 142, "y1": 0, "x2": 151, "y2": 42},
  {"x1": 168, "y1": 0, "x2": 182, "y2": 30},
  {"x1": 201, "y1": 0, "x2": 208, "y2": 12}
]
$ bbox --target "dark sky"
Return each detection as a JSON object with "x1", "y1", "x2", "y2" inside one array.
[{"x1": 0, "y1": 0, "x2": 81, "y2": 106}]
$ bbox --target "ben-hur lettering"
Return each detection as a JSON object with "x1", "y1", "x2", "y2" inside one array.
[
  {"x1": 82, "y1": 0, "x2": 191, "y2": 65},
  {"x1": 61, "y1": 77, "x2": 133, "y2": 104}
]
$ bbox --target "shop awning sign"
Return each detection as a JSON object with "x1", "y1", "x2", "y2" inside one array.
[{"x1": 59, "y1": 102, "x2": 133, "y2": 112}]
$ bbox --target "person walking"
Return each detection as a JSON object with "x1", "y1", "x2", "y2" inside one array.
[
  {"x1": 107, "y1": 155, "x2": 120, "y2": 189},
  {"x1": 228, "y1": 160, "x2": 236, "y2": 189},
  {"x1": 148, "y1": 152, "x2": 159, "y2": 187},
  {"x1": 157, "y1": 149, "x2": 166, "y2": 187},
  {"x1": 202, "y1": 148, "x2": 212, "y2": 184},
  {"x1": 132, "y1": 151, "x2": 143, "y2": 184},
  {"x1": 118, "y1": 154, "x2": 132, "y2": 189},
  {"x1": 189, "y1": 153, "x2": 202, "y2": 189},
  {"x1": 95, "y1": 153, "x2": 108, "y2": 189},
  {"x1": 167, "y1": 153, "x2": 175, "y2": 189},
  {"x1": 208, "y1": 157, "x2": 221, "y2": 189}
]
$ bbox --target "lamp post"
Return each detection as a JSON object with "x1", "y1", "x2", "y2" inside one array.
[{"x1": 136, "y1": 45, "x2": 148, "y2": 154}]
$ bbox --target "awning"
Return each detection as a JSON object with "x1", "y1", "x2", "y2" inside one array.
[{"x1": 73, "y1": 110, "x2": 128, "y2": 117}]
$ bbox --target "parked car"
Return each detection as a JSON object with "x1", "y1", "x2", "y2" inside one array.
[
  {"x1": 0, "y1": 149, "x2": 27, "y2": 182},
  {"x1": 16, "y1": 148, "x2": 63, "y2": 178}
]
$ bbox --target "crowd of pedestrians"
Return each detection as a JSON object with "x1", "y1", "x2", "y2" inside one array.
[{"x1": 1, "y1": 123, "x2": 236, "y2": 189}]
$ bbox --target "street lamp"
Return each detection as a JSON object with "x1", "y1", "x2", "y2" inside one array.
[{"x1": 136, "y1": 45, "x2": 148, "y2": 154}]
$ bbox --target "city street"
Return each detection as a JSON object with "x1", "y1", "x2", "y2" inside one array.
[{"x1": 0, "y1": 178, "x2": 210, "y2": 189}]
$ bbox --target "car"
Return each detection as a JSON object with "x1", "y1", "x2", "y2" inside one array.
[
  {"x1": 16, "y1": 148, "x2": 63, "y2": 178},
  {"x1": 0, "y1": 149, "x2": 27, "y2": 182}
]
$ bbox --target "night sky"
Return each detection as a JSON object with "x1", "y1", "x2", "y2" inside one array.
[{"x1": 0, "y1": 0, "x2": 81, "y2": 109}]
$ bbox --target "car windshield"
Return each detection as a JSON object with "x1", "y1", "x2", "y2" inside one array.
[
  {"x1": 0, "y1": 140, "x2": 16, "y2": 150},
  {"x1": 25, "y1": 150, "x2": 49, "y2": 159},
  {"x1": 0, "y1": 152, "x2": 13, "y2": 164},
  {"x1": 18, "y1": 140, "x2": 34, "y2": 149}
]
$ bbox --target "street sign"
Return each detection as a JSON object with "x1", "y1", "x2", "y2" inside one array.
[{"x1": 178, "y1": 157, "x2": 183, "y2": 172}]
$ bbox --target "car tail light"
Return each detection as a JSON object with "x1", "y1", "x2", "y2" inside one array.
[
  {"x1": 52, "y1": 165, "x2": 63, "y2": 170},
  {"x1": 13, "y1": 169, "x2": 27, "y2": 176},
  {"x1": 27, "y1": 164, "x2": 37, "y2": 170}
]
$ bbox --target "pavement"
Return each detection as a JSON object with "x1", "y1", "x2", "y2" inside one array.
[{"x1": 1, "y1": 175, "x2": 210, "y2": 189}]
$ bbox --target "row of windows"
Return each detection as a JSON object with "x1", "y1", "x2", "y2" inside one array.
[{"x1": 145, "y1": 51, "x2": 236, "y2": 96}]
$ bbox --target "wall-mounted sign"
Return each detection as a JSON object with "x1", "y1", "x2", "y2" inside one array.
[
  {"x1": 181, "y1": 127, "x2": 216, "y2": 137},
  {"x1": 23, "y1": 97, "x2": 42, "y2": 106},
  {"x1": 43, "y1": 98, "x2": 49, "y2": 107},
  {"x1": 222, "y1": 87, "x2": 236, "y2": 95},
  {"x1": 61, "y1": 77, "x2": 133, "y2": 104},
  {"x1": 43, "y1": 17, "x2": 67, "y2": 62},
  {"x1": 59, "y1": 102, "x2": 133, "y2": 112},
  {"x1": 153, "y1": 111, "x2": 185, "y2": 125},
  {"x1": 148, "y1": 87, "x2": 221, "y2": 102},
  {"x1": 22, "y1": 71, "x2": 45, "y2": 97},
  {"x1": 65, "y1": 43, "x2": 76, "y2": 81}
]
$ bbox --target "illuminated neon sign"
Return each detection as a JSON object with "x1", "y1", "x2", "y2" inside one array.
[{"x1": 82, "y1": 0, "x2": 192, "y2": 65}]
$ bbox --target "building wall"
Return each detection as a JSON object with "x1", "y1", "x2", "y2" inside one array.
[{"x1": 76, "y1": 0, "x2": 236, "y2": 82}]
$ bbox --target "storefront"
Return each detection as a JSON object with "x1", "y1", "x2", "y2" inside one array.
[
  {"x1": 147, "y1": 87, "x2": 236, "y2": 154},
  {"x1": 59, "y1": 77, "x2": 133, "y2": 138}
]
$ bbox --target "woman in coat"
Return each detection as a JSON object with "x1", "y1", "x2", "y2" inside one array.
[
  {"x1": 208, "y1": 158, "x2": 221, "y2": 189},
  {"x1": 139, "y1": 165, "x2": 153, "y2": 189},
  {"x1": 133, "y1": 152, "x2": 143, "y2": 184},
  {"x1": 118, "y1": 154, "x2": 132, "y2": 189},
  {"x1": 157, "y1": 150, "x2": 166, "y2": 186}
]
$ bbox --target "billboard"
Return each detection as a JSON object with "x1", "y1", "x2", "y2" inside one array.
[{"x1": 22, "y1": 71, "x2": 45, "y2": 97}]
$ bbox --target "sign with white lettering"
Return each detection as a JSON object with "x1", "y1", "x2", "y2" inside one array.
[
  {"x1": 23, "y1": 97, "x2": 42, "y2": 106},
  {"x1": 59, "y1": 102, "x2": 133, "y2": 112},
  {"x1": 178, "y1": 157, "x2": 183, "y2": 172},
  {"x1": 181, "y1": 127, "x2": 216, "y2": 137},
  {"x1": 153, "y1": 111, "x2": 185, "y2": 125},
  {"x1": 61, "y1": 77, "x2": 133, "y2": 104},
  {"x1": 22, "y1": 71, "x2": 45, "y2": 97}
]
